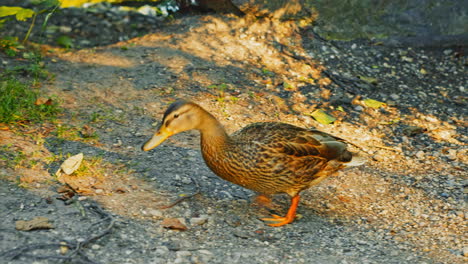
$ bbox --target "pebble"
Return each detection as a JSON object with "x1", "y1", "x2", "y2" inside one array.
[
  {"x1": 176, "y1": 250, "x2": 192, "y2": 258},
  {"x1": 415, "y1": 151, "x2": 425, "y2": 159},
  {"x1": 190, "y1": 215, "x2": 208, "y2": 226},
  {"x1": 91, "y1": 244, "x2": 100, "y2": 250},
  {"x1": 196, "y1": 249, "x2": 214, "y2": 262},
  {"x1": 174, "y1": 251, "x2": 192, "y2": 264},
  {"x1": 446, "y1": 149, "x2": 457, "y2": 160},
  {"x1": 401, "y1": 56, "x2": 413, "y2": 62},
  {"x1": 354, "y1": 105, "x2": 364, "y2": 111},
  {"x1": 429, "y1": 215, "x2": 440, "y2": 221},
  {"x1": 148, "y1": 209, "x2": 163, "y2": 218},
  {"x1": 181, "y1": 177, "x2": 192, "y2": 185},
  {"x1": 155, "y1": 246, "x2": 169, "y2": 256}
]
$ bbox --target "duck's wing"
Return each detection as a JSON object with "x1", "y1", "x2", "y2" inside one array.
[{"x1": 234, "y1": 122, "x2": 351, "y2": 162}]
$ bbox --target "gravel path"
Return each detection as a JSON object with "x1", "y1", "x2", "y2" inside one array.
[{"x1": 0, "y1": 3, "x2": 466, "y2": 264}]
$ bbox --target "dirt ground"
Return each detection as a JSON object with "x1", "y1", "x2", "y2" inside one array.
[{"x1": 0, "y1": 6, "x2": 467, "y2": 264}]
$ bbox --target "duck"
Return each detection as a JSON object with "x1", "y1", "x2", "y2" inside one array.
[{"x1": 142, "y1": 99, "x2": 364, "y2": 227}]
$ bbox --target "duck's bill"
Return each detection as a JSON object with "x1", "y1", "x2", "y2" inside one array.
[{"x1": 142, "y1": 127, "x2": 172, "y2": 151}]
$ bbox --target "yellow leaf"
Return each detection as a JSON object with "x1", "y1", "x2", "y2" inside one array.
[
  {"x1": 0, "y1": 6, "x2": 34, "y2": 21},
  {"x1": 309, "y1": 109, "x2": 336, "y2": 124},
  {"x1": 363, "y1": 98, "x2": 386, "y2": 108}
]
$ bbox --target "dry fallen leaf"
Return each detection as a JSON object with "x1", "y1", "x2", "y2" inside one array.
[
  {"x1": 56, "y1": 185, "x2": 75, "y2": 201},
  {"x1": 16, "y1": 216, "x2": 53, "y2": 231},
  {"x1": 60, "y1": 241, "x2": 69, "y2": 255},
  {"x1": 81, "y1": 125, "x2": 96, "y2": 138},
  {"x1": 34, "y1": 97, "x2": 53, "y2": 106},
  {"x1": 160, "y1": 218, "x2": 188, "y2": 231},
  {"x1": 57, "y1": 153, "x2": 84, "y2": 175}
]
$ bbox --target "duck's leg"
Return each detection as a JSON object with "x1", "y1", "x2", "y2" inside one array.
[{"x1": 261, "y1": 194, "x2": 300, "y2": 227}]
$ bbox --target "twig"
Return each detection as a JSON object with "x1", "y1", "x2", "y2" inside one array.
[{"x1": 158, "y1": 176, "x2": 201, "y2": 209}]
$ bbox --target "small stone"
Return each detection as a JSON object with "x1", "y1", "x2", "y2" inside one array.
[
  {"x1": 462, "y1": 247, "x2": 468, "y2": 257},
  {"x1": 198, "y1": 249, "x2": 213, "y2": 256},
  {"x1": 176, "y1": 251, "x2": 191, "y2": 258},
  {"x1": 401, "y1": 56, "x2": 413, "y2": 62},
  {"x1": 190, "y1": 215, "x2": 208, "y2": 226},
  {"x1": 415, "y1": 151, "x2": 425, "y2": 159},
  {"x1": 354, "y1": 105, "x2": 364, "y2": 111},
  {"x1": 324, "y1": 202, "x2": 336, "y2": 210},
  {"x1": 174, "y1": 257, "x2": 190, "y2": 264},
  {"x1": 429, "y1": 215, "x2": 440, "y2": 221},
  {"x1": 155, "y1": 246, "x2": 169, "y2": 256},
  {"x1": 149, "y1": 209, "x2": 163, "y2": 218},
  {"x1": 181, "y1": 177, "x2": 192, "y2": 185},
  {"x1": 443, "y1": 49, "x2": 453, "y2": 55},
  {"x1": 425, "y1": 116, "x2": 438, "y2": 123},
  {"x1": 447, "y1": 149, "x2": 457, "y2": 160},
  {"x1": 197, "y1": 250, "x2": 214, "y2": 262},
  {"x1": 174, "y1": 251, "x2": 192, "y2": 264},
  {"x1": 440, "y1": 192, "x2": 449, "y2": 198},
  {"x1": 233, "y1": 229, "x2": 250, "y2": 239},
  {"x1": 59, "y1": 26, "x2": 72, "y2": 33},
  {"x1": 389, "y1": 94, "x2": 400, "y2": 100},
  {"x1": 91, "y1": 244, "x2": 100, "y2": 250}
]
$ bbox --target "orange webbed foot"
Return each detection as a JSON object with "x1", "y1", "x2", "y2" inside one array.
[
  {"x1": 260, "y1": 194, "x2": 300, "y2": 227},
  {"x1": 261, "y1": 215, "x2": 295, "y2": 227}
]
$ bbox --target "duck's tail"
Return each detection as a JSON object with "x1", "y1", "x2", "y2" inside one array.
[{"x1": 345, "y1": 153, "x2": 367, "y2": 167}]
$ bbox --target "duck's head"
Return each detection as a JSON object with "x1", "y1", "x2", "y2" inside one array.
[{"x1": 142, "y1": 99, "x2": 206, "y2": 151}]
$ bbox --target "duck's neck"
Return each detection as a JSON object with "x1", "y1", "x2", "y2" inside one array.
[{"x1": 197, "y1": 112, "x2": 229, "y2": 145}]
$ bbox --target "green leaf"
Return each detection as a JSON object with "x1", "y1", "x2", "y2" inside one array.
[
  {"x1": 283, "y1": 82, "x2": 294, "y2": 90},
  {"x1": 22, "y1": 52, "x2": 35, "y2": 59},
  {"x1": 363, "y1": 98, "x2": 386, "y2": 108},
  {"x1": 56, "y1": 35, "x2": 73, "y2": 49},
  {"x1": 0, "y1": 6, "x2": 35, "y2": 21},
  {"x1": 357, "y1": 75, "x2": 378, "y2": 85},
  {"x1": 31, "y1": 0, "x2": 60, "y2": 9},
  {"x1": 309, "y1": 109, "x2": 336, "y2": 124}
]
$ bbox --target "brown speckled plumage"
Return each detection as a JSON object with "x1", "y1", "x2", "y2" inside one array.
[{"x1": 142, "y1": 99, "x2": 363, "y2": 226}]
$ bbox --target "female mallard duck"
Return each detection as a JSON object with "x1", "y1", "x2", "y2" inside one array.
[{"x1": 142, "y1": 99, "x2": 363, "y2": 227}]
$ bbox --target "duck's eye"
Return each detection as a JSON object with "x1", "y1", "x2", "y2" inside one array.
[{"x1": 173, "y1": 114, "x2": 179, "y2": 118}]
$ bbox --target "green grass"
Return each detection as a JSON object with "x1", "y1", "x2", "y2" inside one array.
[
  {"x1": 0, "y1": 145, "x2": 27, "y2": 168},
  {"x1": 0, "y1": 77, "x2": 61, "y2": 124}
]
